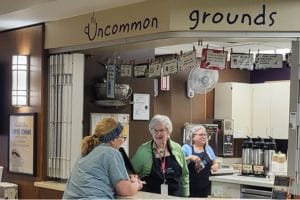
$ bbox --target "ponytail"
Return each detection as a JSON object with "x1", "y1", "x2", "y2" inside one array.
[{"x1": 81, "y1": 135, "x2": 100, "y2": 156}]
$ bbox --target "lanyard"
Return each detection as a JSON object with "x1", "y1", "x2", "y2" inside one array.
[{"x1": 156, "y1": 146, "x2": 167, "y2": 178}]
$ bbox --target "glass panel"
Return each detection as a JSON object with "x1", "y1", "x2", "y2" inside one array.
[
  {"x1": 11, "y1": 55, "x2": 29, "y2": 106},
  {"x1": 18, "y1": 56, "x2": 28, "y2": 65},
  {"x1": 12, "y1": 65, "x2": 18, "y2": 70},
  {"x1": 17, "y1": 71, "x2": 27, "y2": 90},
  {"x1": 18, "y1": 64, "x2": 27, "y2": 70},
  {"x1": 12, "y1": 56, "x2": 18, "y2": 64},
  {"x1": 12, "y1": 71, "x2": 18, "y2": 90},
  {"x1": 18, "y1": 91, "x2": 27, "y2": 96},
  {"x1": 18, "y1": 96, "x2": 27, "y2": 105},
  {"x1": 12, "y1": 96, "x2": 17, "y2": 105}
]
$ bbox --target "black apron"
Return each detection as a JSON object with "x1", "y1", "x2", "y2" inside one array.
[
  {"x1": 141, "y1": 140, "x2": 183, "y2": 197},
  {"x1": 188, "y1": 145, "x2": 212, "y2": 197}
]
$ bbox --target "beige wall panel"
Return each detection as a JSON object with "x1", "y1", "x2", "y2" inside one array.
[
  {"x1": 170, "y1": 0, "x2": 300, "y2": 31},
  {"x1": 45, "y1": 0, "x2": 170, "y2": 49}
]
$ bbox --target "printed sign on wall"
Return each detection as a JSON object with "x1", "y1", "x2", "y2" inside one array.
[
  {"x1": 200, "y1": 48, "x2": 228, "y2": 70},
  {"x1": 9, "y1": 113, "x2": 36, "y2": 175},
  {"x1": 255, "y1": 54, "x2": 283, "y2": 69},
  {"x1": 230, "y1": 53, "x2": 254, "y2": 70}
]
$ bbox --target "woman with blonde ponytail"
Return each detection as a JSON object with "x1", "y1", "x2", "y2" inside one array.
[{"x1": 63, "y1": 118, "x2": 143, "y2": 199}]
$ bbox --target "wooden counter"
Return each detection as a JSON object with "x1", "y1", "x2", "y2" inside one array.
[
  {"x1": 34, "y1": 181, "x2": 65, "y2": 191},
  {"x1": 34, "y1": 181, "x2": 177, "y2": 199}
]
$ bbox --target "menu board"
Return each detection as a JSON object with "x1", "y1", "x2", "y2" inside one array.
[{"x1": 200, "y1": 48, "x2": 228, "y2": 70}]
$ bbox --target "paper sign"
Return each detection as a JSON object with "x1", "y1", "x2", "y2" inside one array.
[
  {"x1": 178, "y1": 50, "x2": 197, "y2": 72},
  {"x1": 230, "y1": 53, "x2": 254, "y2": 70},
  {"x1": 106, "y1": 65, "x2": 115, "y2": 98},
  {"x1": 134, "y1": 64, "x2": 148, "y2": 77},
  {"x1": 200, "y1": 48, "x2": 228, "y2": 70},
  {"x1": 163, "y1": 58, "x2": 178, "y2": 75},
  {"x1": 255, "y1": 54, "x2": 283, "y2": 69},
  {"x1": 289, "y1": 111, "x2": 296, "y2": 130},
  {"x1": 120, "y1": 64, "x2": 132, "y2": 77},
  {"x1": 133, "y1": 93, "x2": 150, "y2": 120},
  {"x1": 148, "y1": 62, "x2": 161, "y2": 77}
]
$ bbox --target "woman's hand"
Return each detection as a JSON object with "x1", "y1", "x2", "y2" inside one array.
[
  {"x1": 129, "y1": 174, "x2": 143, "y2": 191},
  {"x1": 187, "y1": 155, "x2": 201, "y2": 163},
  {"x1": 211, "y1": 162, "x2": 219, "y2": 172}
]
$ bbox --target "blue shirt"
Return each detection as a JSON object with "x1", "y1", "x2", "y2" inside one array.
[
  {"x1": 181, "y1": 144, "x2": 217, "y2": 161},
  {"x1": 63, "y1": 143, "x2": 129, "y2": 199}
]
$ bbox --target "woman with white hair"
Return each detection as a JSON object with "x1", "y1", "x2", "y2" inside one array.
[
  {"x1": 131, "y1": 114, "x2": 189, "y2": 197},
  {"x1": 182, "y1": 125, "x2": 218, "y2": 197}
]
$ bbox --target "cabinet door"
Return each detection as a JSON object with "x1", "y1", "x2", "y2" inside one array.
[
  {"x1": 269, "y1": 81, "x2": 290, "y2": 139},
  {"x1": 214, "y1": 82, "x2": 251, "y2": 138},
  {"x1": 214, "y1": 83, "x2": 233, "y2": 119},
  {"x1": 252, "y1": 83, "x2": 270, "y2": 138},
  {"x1": 231, "y1": 83, "x2": 252, "y2": 138}
]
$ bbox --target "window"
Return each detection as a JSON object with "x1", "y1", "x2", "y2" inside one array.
[{"x1": 12, "y1": 55, "x2": 29, "y2": 106}]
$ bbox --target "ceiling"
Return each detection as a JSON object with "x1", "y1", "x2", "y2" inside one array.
[
  {"x1": 0, "y1": 0, "x2": 145, "y2": 31},
  {"x1": 0, "y1": 0, "x2": 294, "y2": 57}
]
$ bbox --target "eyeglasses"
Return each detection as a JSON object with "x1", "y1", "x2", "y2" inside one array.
[
  {"x1": 152, "y1": 128, "x2": 167, "y2": 134},
  {"x1": 119, "y1": 136, "x2": 127, "y2": 142},
  {"x1": 194, "y1": 133, "x2": 207, "y2": 137}
]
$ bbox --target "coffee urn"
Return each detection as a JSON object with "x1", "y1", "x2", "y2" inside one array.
[
  {"x1": 242, "y1": 137, "x2": 253, "y2": 175},
  {"x1": 264, "y1": 137, "x2": 277, "y2": 176},
  {"x1": 253, "y1": 137, "x2": 265, "y2": 176}
]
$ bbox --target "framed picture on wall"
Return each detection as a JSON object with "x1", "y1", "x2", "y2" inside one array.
[{"x1": 9, "y1": 113, "x2": 37, "y2": 175}]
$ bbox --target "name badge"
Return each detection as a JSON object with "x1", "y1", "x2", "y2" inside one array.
[{"x1": 161, "y1": 183, "x2": 168, "y2": 195}]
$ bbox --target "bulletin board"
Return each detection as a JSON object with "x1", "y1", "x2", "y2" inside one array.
[{"x1": 90, "y1": 113, "x2": 130, "y2": 154}]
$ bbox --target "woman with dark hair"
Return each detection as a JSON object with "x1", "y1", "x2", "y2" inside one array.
[
  {"x1": 63, "y1": 118, "x2": 143, "y2": 199},
  {"x1": 131, "y1": 114, "x2": 189, "y2": 197},
  {"x1": 182, "y1": 125, "x2": 218, "y2": 197}
]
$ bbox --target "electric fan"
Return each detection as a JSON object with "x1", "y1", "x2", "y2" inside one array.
[{"x1": 187, "y1": 67, "x2": 219, "y2": 97}]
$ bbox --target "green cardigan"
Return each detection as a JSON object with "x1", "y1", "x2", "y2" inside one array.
[{"x1": 131, "y1": 139, "x2": 190, "y2": 197}]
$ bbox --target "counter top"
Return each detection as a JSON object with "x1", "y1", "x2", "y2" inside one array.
[
  {"x1": 209, "y1": 174, "x2": 274, "y2": 188},
  {"x1": 34, "y1": 181, "x2": 65, "y2": 191},
  {"x1": 34, "y1": 181, "x2": 177, "y2": 199}
]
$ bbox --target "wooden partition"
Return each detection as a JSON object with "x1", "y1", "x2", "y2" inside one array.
[{"x1": 0, "y1": 24, "x2": 46, "y2": 198}]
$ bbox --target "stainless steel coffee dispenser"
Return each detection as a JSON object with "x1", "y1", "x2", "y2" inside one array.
[
  {"x1": 242, "y1": 137, "x2": 253, "y2": 175},
  {"x1": 253, "y1": 137, "x2": 265, "y2": 176},
  {"x1": 264, "y1": 137, "x2": 277, "y2": 176}
]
